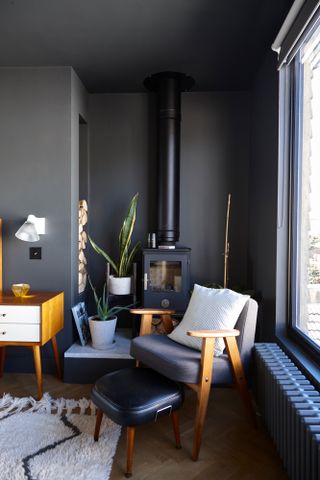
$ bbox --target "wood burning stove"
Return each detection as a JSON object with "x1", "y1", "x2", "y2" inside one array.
[
  {"x1": 142, "y1": 248, "x2": 191, "y2": 314},
  {"x1": 142, "y1": 71, "x2": 194, "y2": 313}
]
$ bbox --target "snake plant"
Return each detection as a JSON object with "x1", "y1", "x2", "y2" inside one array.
[
  {"x1": 89, "y1": 192, "x2": 141, "y2": 277},
  {"x1": 88, "y1": 277, "x2": 132, "y2": 321}
]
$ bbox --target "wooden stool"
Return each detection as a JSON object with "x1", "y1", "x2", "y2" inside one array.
[{"x1": 91, "y1": 367, "x2": 184, "y2": 477}]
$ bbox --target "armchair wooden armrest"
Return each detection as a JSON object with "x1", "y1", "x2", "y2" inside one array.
[
  {"x1": 187, "y1": 329, "x2": 240, "y2": 338},
  {"x1": 130, "y1": 309, "x2": 176, "y2": 336},
  {"x1": 130, "y1": 309, "x2": 175, "y2": 315}
]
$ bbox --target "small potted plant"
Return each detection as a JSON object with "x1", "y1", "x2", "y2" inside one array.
[
  {"x1": 88, "y1": 278, "x2": 132, "y2": 350},
  {"x1": 89, "y1": 193, "x2": 141, "y2": 295}
]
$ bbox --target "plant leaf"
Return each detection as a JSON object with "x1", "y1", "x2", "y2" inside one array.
[
  {"x1": 126, "y1": 241, "x2": 141, "y2": 272},
  {"x1": 102, "y1": 282, "x2": 107, "y2": 313},
  {"x1": 88, "y1": 276, "x2": 99, "y2": 305},
  {"x1": 88, "y1": 236, "x2": 118, "y2": 275},
  {"x1": 118, "y1": 193, "x2": 139, "y2": 276},
  {"x1": 88, "y1": 276, "x2": 109, "y2": 320},
  {"x1": 108, "y1": 304, "x2": 135, "y2": 317}
]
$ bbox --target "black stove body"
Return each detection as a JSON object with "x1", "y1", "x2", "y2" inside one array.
[{"x1": 142, "y1": 248, "x2": 191, "y2": 314}]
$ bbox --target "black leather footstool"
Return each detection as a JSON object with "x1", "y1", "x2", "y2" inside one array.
[{"x1": 91, "y1": 367, "x2": 184, "y2": 477}]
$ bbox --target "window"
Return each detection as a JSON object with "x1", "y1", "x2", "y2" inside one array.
[{"x1": 288, "y1": 19, "x2": 320, "y2": 356}]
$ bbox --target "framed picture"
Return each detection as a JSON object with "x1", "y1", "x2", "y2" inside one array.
[{"x1": 72, "y1": 301, "x2": 90, "y2": 346}]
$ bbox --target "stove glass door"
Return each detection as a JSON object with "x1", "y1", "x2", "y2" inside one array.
[{"x1": 149, "y1": 260, "x2": 182, "y2": 292}]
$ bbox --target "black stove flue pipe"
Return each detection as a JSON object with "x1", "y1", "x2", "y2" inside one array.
[{"x1": 144, "y1": 72, "x2": 194, "y2": 247}]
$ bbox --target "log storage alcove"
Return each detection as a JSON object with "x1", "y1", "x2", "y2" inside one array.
[{"x1": 78, "y1": 200, "x2": 88, "y2": 294}]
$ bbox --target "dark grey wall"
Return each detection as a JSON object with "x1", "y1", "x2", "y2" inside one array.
[
  {"x1": 88, "y1": 91, "x2": 251, "y2": 294},
  {"x1": 0, "y1": 67, "x2": 87, "y2": 372},
  {"x1": 88, "y1": 93, "x2": 151, "y2": 295},
  {"x1": 181, "y1": 92, "x2": 251, "y2": 287},
  {"x1": 249, "y1": 51, "x2": 279, "y2": 341}
]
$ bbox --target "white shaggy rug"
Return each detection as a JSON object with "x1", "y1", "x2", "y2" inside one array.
[{"x1": 0, "y1": 393, "x2": 121, "y2": 480}]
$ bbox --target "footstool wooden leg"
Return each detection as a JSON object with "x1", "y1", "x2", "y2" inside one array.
[
  {"x1": 171, "y1": 410, "x2": 181, "y2": 449},
  {"x1": 126, "y1": 426, "x2": 135, "y2": 478},
  {"x1": 94, "y1": 409, "x2": 103, "y2": 441}
]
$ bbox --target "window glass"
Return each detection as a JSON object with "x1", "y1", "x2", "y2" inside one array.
[
  {"x1": 292, "y1": 24, "x2": 320, "y2": 349},
  {"x1": 149, "y1": 261, "x2": 182, "y2": 292}
]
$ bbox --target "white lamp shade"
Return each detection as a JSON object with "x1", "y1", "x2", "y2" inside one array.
[{"x1": 15, "y1": 214, "x2": 45, "y2": 242}]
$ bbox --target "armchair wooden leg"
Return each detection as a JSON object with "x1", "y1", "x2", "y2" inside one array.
[
  {"x1": 224, "y1": 336, "x2": 257, "y2": 426},
  {"x1": 126, "y1": 426, "x2": 135, "y2": 478},
  {"x1": 94, "y1": 409, "x2": 103, "y2": 441},
  {"x1": 171, "y1": 410, "x2": 181, "y2": 449},
  {"x1": 192, "y1": 337, "x2": 215, "y2": 461},
  {"x1": 192, "y1": 381, "x2": 211, "y2": 461},
  {"x1": 162, "y1": 314, "x2": 174, "y2": 334},
  {"x1": 0, "y1": 346, "x2": 6, "y2": 377}
]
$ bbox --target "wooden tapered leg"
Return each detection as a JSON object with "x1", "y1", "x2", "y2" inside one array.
[
  {"x1": 32, "y1": 346, "x2": 43, "y2": 400},
  {"x1": 171, "y1": 410, "x2": 181, "y2": 449},
  {"x1": 51, "y1": 335, "x2": 62, "y2": 380},
  {"x1": 125, "y1": 426, "x2": 135, "y2": 478},
  {"x1": 94, "y1": 409, "x2": 103, "y2": 441},
  {"x1": 140, "y1": 314, "x2": 153, "y2": 336},
  {"x1": 224, "y1": 336, "x2": 257, "y2": 426},
  {"x1": 161, "y1": 314, "x2": 174, "y2": 334},
  {"x1": 192, "y1": 382, "x2": 211, "y2": 461},
  {"x1": 192, "y1": 337, "x2": 215, "y2": 461},
  {"x1": 0, "y1": 346, "x2": 6, "y2": 377}
]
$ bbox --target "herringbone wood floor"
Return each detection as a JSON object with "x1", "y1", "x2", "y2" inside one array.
[{"x1": 0, "y1": 373, "x2": 287, "y2": 480}]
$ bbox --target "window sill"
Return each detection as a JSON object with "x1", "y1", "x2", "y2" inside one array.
[{"x1": 276, "y1": 334, "x2": 320, "y2": 389}]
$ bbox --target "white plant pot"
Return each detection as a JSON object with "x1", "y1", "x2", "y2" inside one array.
[
  {"x1": 109, "y1": 275, "x2": 132, "y2": 295},
  {"x1": 89, "y1": 315, "x2": 117, "y2": 350}
]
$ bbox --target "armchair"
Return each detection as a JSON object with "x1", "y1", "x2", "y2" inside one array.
[{"x1": 130, "y1": 298, "x2": 258, "y2": 461}]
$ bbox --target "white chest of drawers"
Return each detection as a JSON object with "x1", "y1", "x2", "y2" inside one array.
[
  {"x1": 0, "y1": 291, "x2": 64, "y2": 399},
  {"x1": 0, "y1": 305, "x2": 40, "y2": 341}
]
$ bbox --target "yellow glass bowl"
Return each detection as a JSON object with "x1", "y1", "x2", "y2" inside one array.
[{"x1": 11, "y1": 283, "x2": 30, "y2": 297}]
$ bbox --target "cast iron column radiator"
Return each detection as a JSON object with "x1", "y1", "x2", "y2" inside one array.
[{"x1": 254, "y1": 343, "x2": 320, "y2": 480}]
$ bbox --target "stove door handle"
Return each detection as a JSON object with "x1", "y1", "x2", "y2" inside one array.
[{"x1": 144, "y1": 273, "x2": 148, "y2": 291}]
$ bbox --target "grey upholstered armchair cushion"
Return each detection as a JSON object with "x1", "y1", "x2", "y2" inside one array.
[
  {"x1": 130, "y1": 299, "x2": 258, "y2": 385},
  {"x1": 130, "y1": 334, "x2": 233, "y2": 385}
]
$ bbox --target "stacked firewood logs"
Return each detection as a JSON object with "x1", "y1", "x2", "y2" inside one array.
[{"x1": 79, "y1": 200, "x2": 88, "y2": 293}]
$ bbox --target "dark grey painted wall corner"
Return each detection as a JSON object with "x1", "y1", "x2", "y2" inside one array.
[
  {"x1": 249, "y1": 51, "x2": 279, "y2": 341},
  {"x1": 87, "y1": 91, "x2": 251, "y2": 297},
  {"x1": 87, "y1": 93, "x2": 151, "y2": 297},
  {"x1": 180, "y1": 92, "x2": 251, "y2": 287},
  {"x1": 0, "y1": 67, "x2": 88, "y2": 371},
  {"x1": 0, "y1": 68, "x2": 277, "y2": 373}
]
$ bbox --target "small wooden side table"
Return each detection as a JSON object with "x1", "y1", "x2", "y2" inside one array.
[{"x1": 0, "y1": 291, "x2": 64, "y2": 399}]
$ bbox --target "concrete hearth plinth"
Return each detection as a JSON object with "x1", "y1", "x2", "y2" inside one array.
[{"x1": 64, "y1": 329, "x2": 135, "y2": 383}]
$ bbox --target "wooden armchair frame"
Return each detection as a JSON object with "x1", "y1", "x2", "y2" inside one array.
[{"x1": 130, "y1": 308, "x2": 256, "y2": 461}]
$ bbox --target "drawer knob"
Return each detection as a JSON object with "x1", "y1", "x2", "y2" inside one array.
[
  {"x1": 0, "y1": 331, "x2": 6, "y2": 335},
  {"x1": 0, "y1": 313, "x2": 6, "y2": 317}
]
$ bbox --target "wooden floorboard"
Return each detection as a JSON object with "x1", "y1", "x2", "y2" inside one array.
[{"x1": 0, "y1": 373, "x2": 288, "y2": 479}]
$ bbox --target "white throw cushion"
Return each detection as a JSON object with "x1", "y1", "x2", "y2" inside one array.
[{"x1": 168, "y1": 284, "x2": 250, "y2": 356}]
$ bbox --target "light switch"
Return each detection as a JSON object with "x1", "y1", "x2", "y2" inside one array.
[{"x1": 30, "y1": 247, "x2": 42, "y2": 260}]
